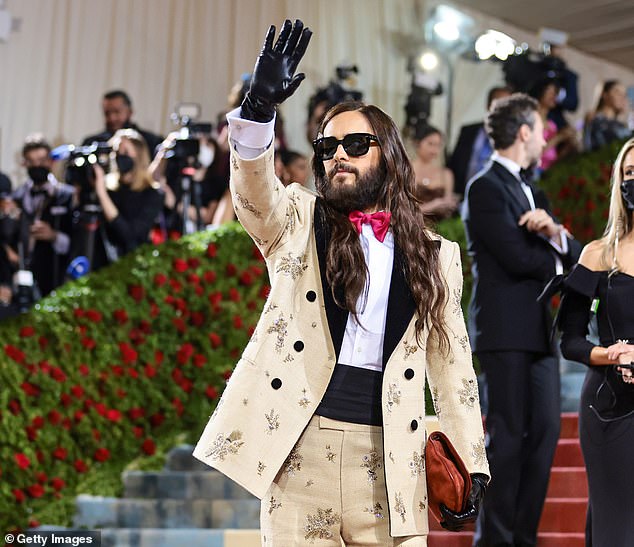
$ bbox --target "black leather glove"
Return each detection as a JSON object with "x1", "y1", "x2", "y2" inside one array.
[
  {"x1": 439, "y1": 473, "x2": 488, "y2": 532},
  {"x1": 241, "y1": 19, "x2": 312, "y2": 122}
]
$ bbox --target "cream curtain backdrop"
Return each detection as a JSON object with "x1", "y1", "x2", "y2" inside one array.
[{"x1": 1, "y1": 0, "x2": 633, "y2": 183}]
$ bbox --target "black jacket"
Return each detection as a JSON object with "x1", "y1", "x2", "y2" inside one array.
[
  {"x1": 462, "y1": 160, "x2": 581, "y2": 353},
  {"x1": 448, "y1": 122, "x2": 484, "y2": 196}
]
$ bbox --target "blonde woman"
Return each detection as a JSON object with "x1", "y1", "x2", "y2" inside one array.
[
  {"x1": 91, "y1": 128, "x2": 163, "y2": 269},
  {"x1": 558, "y1": 136, "x2": 634, "y2": 545}
]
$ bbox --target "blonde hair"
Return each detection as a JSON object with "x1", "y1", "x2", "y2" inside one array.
[
  {"x1": 108, "y1": 129, "x2": 158, "y2": 192},
  {"x1": 601, "y1": 136, "x2": 634, "y2": 271}
]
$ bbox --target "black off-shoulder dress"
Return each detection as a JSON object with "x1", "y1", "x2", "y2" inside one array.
[{"x1": 559, "y1": 264, "x2": 634, "y2": 546}]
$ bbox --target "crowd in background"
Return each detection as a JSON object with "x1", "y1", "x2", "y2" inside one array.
[{"x1": 0, "y1": 53, "x2": 631, "y2": 319}]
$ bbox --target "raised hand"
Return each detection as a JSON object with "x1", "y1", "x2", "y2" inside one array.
[{"x1": 241, "y1": 19, "x2": 312, "y2": 122}]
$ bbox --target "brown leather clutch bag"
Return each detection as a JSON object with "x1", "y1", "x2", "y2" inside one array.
[{"x1": 425, "y1": 430, "x2": 472, "y2": 523}]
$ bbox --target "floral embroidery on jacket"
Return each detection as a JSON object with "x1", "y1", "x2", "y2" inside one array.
[
  {"x1": 257, "y1": 461, "x2": 266, "y2": 476},
  {"x1": 235, "y1": 192, "x2": 263, "y2": 219},
  {"x1": 387, "y1": 383, "x2": 401, "y2": 412},
  {"x1": 472, "y1": 438, "x2": 487, "y2": 467},
  {"x1": 394, "y1": 492, "x2": 407, "y2": 523},
  {"x1": 275, "y1": 252, "x2": 308, "y2": 280},
  {"x1": 364, "y1": 502, "x2": 385, "y2": 519},
  {"x1": 268, "y1": 495, "x2": 282, "y2": 514},
  {"x1": 403, "y1": 341, "x2": 418, "y2": 359},
  {"x1": 204, "y1": 431, "x2": 244, "y2": 461},
  {"x1": 283, "y1": 444, "x2": 303, "y2": 476},
  {"x1": 267, "y1": 314, "x2": 288, "y2": 353},
  {"x1": 408, "y1": 451, "x2": 425, "y2": 476},
  {"x1": 361, "y1": 451, "x2": 382, "y2": 483},
  {"x1": 265, "y1": 409, "x2": 280, "y2": 435},
  {"x1": 431, "y1": 386, "x2": 441, "y2": 420},
  {"x1": 458, "y1": 378, "x2": 479, "y2": 408},
  {"x1": 304, "y1": 508, "x2": 341, "y2": 542}
]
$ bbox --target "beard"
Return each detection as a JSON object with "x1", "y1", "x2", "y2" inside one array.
[{"x1": 319, "y1": 160, "x2": 387, "y2": 214}]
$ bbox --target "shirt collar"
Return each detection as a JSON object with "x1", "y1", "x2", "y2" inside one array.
[{"x1": 492, "y1": 152, "x2": 522, "y2": 181}]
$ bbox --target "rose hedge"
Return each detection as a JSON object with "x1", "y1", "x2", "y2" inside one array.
[{"x1": 0, "y1": 223, "x2": 268, "y2": 531}]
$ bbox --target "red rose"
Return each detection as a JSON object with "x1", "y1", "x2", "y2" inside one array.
[
  {"x1": 195, "y1": 285, "x2": 204, "y2": 296},
  {"x1": 74, "y1": 459, "x2": 88, "y2": 473},
  {"x1": 5, "y1": 344, "x2": 26, "y2": 364},
  {"x1": 252, "y1": 245, "x2": 264, "y2": 261},
  {"x1": 172, "y1": 317, "x2": 187, "y2": 333},
  {"x1": 50, "y1": 477, "x2": 65, "y2": 491},
  {"x1": 39, "y1": 360, "x2": 51, "y2": 373},
  {"x1": 153, "y1": 273, "x2": 167, "y2": 287},
  {"x1": 173, "y1": 258, "x2": 188, "y2": 273},
  {"x1": 19, "y1": 326, "x2": 35, "y2": 337},
  {"x1": 113, "y1": 309, "x2": 129, "y2": 324},
  {"x1": 52, "y1": 447, "x2": 67, "y2": 460},
  {"x1": 13, "y1": 489, "x2": 25, "y2": 503},
  {"x1": 26, "y1": 426, "x2": 38, "y2": 441},
  {"x1": 81, "y1": 337, "x2": 96, "y2": 350},
  {"x1": 119, "y1": 342, "x2": 138, "y2": 364},
  {"x1": 73, "y1": 308, "x2": 85, "y2": 318},
  {"x1": 85, "y1": 309, "x2": 103, "y2": 323},
  {"x1": 208, "y1": 291, "x2": 222, "y2": 306},
  {"x1": 139, "y1": 320, "x2": 152, "y2": 334},
  {"x1": 94, "y1": 447, "x2": 110, "y2": 462},
  {"x1": 247, "y1": 300, "x2": 258, "y2": 311},
  {"x1": 223, "y1": 369, "x2": 233, "y2": 381},
  {"x1": 203, "y1": 270, "x2": 217, "y2": 284},
  {"x1": 94, "y1": 403, "x2": 107, "y2": 416},
  {"x1": 171, "y1": 368, "x2": 184, "y2": 383},
  {"x1": 172, "y1": 397, "x2": 184, "y2": 416},
  {"x1": 150, "y1": 302, "x2": 160, "y2": 317},
  {"x1": 248, "y1": 326, "x2": 256, "y2": 337},
  {"x1": 226, "y1": 263, "x2": 237, "y2": 276},
  {"x1": 62, "y1": 418, "x2": 72, "y2": 430},
  {"x1": 188, "y1": 257, "x2": 201, "y2": 269},
  {"x1": 27, "y1": 484, "x2": 45, "y2": 498},
  {"x1": 179, "y1": 378, "x2": 193, "y2": 393},
  {"x1": 50, "y1": 367, "x2": 67, "y2": 383},
  {"x1": 193, "y1": 354, "x2": 207, "y2": 368},
  {"x1": 228, "y1": 288, "x2": 241, "y2": 302},
  {"x1": 127, "y1": 368, "x2": 139, "y2": 379},
  {"x1": 176, "y1": 343, "x2": 194, "y2": 365},
  {"x1": 106, "y1": 409, "x2": 122, "y2": 422},
  {"x1": 233, "y1": 315, "x2": 243, "y2": 329},
  {"x1": 128, "y1": 284, "x2": 146, "y2": 302},
  {"x1": 206, "y1": 243, "x2": 217, "y2": 258},
  {"x1": 155, "y1": 350, "x2": 164, "y2": 365},
  {"x1": 150, "y1": 413, "x2": 165, "y2": 427},
  {"x1": 36, "y1": 472, "x2": 47, "y2": 484},
  {"x1": 249, "y1": 265, "x2": 264, "y2": 277},
  {"x1": 111, "y1": 365, "x2": 124, "y2": 377},
  {"x1": 142, "y1": 438, "x2": 156, "y2": 455},
  {"x1": 116, "y1": 389, "x2": 127, "y2": 398},
  {"x1": 21, "y1": 382, "x2": 40, "y2": 397},
  {"x1": 144, "y1": 364, "x2": 157, "y2": 378},
  {"x1": 128, "y1": 407, "x2": 145, "y2": 420},
  {"x1": 187, "y1": 272, "x2": 200, "y2": 284},
  {"x1": 74, "y1": 410, "x2": 85, "y2": 423},
  {"x1": 71, "y1": 385, "x2": 84, "y2": 398},
  {"x1": 169, "y1": 278, "x2": 183, "y2": 293},
  {"x1": 259, "y1": 285, "x2": 271, "y2": 300},
  {"x1": 9, "y1": 400, "x2": 22, "y2": 415},
  {"x1": 208, "y1": 332, "x2": 222, "y2": 349},
  {"x1": 60, "y1": 393, "x2": 72, "y2": 407},
  {"x1": 132, "y1": 426, "x2": 144, "y2": 438},
  {"x1": 29, "y1": 519, "x2": 41, "y2": 528},
  {"x1": 190, "y1": 311, "x2": 205, "y2": 326},
  {"x1": 39, "y1": 336, "x2": 49, "y2": 349},
  {"x1": 15, "y1": 453, "x2": 30, "y2": 469},
  {"x1": 32, "y1": 416, "x2": 45, "y2": 429},
  {"x1": 205, "y1": 385, "x2": 218, "y2": 399},
  {"x1": 92, "y1": 429, "x2": 101, "y2": 441},
  {"x1": 48, "y1": 410, "x2": 61, "y2": 424},
  {"x1": 239, "y1": 271, "x2": 254, "y2": 286}
]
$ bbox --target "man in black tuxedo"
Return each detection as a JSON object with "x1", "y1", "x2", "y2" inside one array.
[
  {"x1": 448, "y1": 86, "x2": 510, "y2": 196},
  {"x1": 462, "y1": 94, "x2": 581, "y2": 547}
]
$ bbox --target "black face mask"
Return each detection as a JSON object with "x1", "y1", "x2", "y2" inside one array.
[
  {"x1": 621, "y1": 179, "x2": 634, "y2": 210},
  {"x1": 27, "y1": 166, "x2": 50, "y2": 185},
  {"x1": 116, "y1": 154, "x2": 135, "y2": 174}
]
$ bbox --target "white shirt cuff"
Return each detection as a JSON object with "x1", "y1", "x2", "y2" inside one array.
[
  {"x1": 548, "y1": 229, "x2": 569, "y2": 255},
  {"x1": 226, "y1": 107, "x2": 275, "y2": 159}
]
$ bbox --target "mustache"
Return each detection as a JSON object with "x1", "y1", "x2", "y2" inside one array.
[{"x1": 327, "y1": 161, "x2": 359, "y2": 179}]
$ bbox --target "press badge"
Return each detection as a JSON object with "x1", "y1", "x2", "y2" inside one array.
[{"x1": 591, "y1": 298, "x2": 600, "y2": 314}]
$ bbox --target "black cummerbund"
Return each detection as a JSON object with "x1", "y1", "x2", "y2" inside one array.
[{"x1": 315, "y1": 363, "x2": 383, "y2": 426}]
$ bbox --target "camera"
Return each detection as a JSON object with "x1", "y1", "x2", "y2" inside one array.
[
  {"x1": 502, "y1": 49, "x2": 567, "y2": 94},
  {"x1": 54, "y1": 142, "x2": 113, "y2": 203},
  {"x1": 166, "y1": 103, "x2": 213, "y2": 165}
]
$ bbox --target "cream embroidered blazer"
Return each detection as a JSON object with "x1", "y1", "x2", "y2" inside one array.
[{"x1": 193, "y1": 144, "x2": 489, "y2": 537}]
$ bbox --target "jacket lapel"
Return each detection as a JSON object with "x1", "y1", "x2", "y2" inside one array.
[{"x1": 491, "y1": 161, "x2": 531, "y2": 213}]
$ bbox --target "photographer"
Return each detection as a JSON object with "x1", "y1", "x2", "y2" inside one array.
[
  {"x1": 88, "y1": 128, "x2": 163, "y2": 270},
  {"x1": 13, "y1": 137, "x2": 74, "y2": 297},
  {"x1": 149, "y1": 131, "x2": 231, "y2": 234},
  {"x1": 0, "y1": 172, "x2": 20, "y2": 316}
]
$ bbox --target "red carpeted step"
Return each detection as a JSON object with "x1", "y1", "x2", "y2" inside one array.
[
  {"x1": 546, "y1": 467, "x2": 588, "y2": 498},
  {"x1": 428, "y1": 531, "x2": 585, "y2": 547},
  {"x1": 552, "y1": 438, "x2": 584, "y2": 467},
  {"x1": 559, "y1": 412, "x2": 579, "y2": 439},
  {"x1": 538, "y1": 498, "x2": 587, "y2": 533}
]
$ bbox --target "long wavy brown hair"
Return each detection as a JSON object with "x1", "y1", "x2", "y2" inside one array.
[{"x1": 313, "y1": 101, "x2": 449, "y2": 350}]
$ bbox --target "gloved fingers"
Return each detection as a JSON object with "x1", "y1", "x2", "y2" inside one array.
[
  {"x1": 290, "y1": 27, "x2": 313, "y2": 70},
  {"x1": 262, "y1": 25, "x2": 276, "y2": 53},
  {"x1": 282, "y1": 19, "x2": 304, "y2": 56},
  {"x1": 440, "y1": 520, "x2": 464, "y2": 532},
  {"x1": 273, "y1": 19, "x2": 292, "y2": 53},
  {"x1": 286, "y1": 73, "x2": 306, "y2": 96}
]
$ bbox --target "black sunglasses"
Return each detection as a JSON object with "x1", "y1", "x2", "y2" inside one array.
[{"x1": 313, "y1": 133, "x2": 380, "y2": 161}]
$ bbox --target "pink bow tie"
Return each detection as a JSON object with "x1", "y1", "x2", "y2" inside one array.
[{"x1": 348, "y1": 210, "x2": 392, "y2": 243}]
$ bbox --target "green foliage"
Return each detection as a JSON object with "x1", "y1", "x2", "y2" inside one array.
[
  {"x1": 539, "y1": 138, "x2": 627, "y2": 244},
  {"x1": 0, "y1": 223, "x2": 268, "y2": 531}
]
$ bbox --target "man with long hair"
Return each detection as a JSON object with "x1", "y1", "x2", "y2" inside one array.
[
  {"x1": 462, "y1": 94, "x2": 581, "y2": 547},
  {"x1": 195, "y1": 20, "x2": 488, "y2": 545}
]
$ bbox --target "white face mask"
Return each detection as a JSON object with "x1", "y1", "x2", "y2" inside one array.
[{"x1": 198, "y1": 144, "x2": 215, "y2": 168}]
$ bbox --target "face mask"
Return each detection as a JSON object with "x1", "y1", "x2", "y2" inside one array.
[
  {"x1": 198, "y1": 145, "x2": 215, "y2": 168},
  {"x1": 27, "y1": 166, "x2": 50, "y2": 185},
  {"x1": 116, "y1": 154, "x2": 135, "y2": 174},
  {"x1": 621, "y1": 179, "x2": 634, "y2": 210}
]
